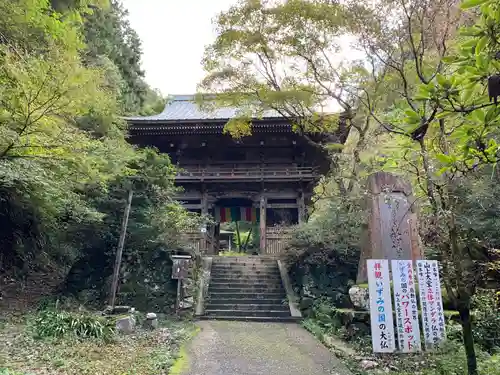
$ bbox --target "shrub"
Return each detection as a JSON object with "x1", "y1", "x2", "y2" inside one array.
[
  {"x1": 471, "y1": 290, "x2": 500, "y2": 352},
  {"x1": 479, "y1": 353, "x2": 500, "y2": 375},
  {"x1": 283, "y1": 196, "x2": 362, "y2": 309},
  {"x1": 33, "y1": 309, "x2": 114, "y2": 340}
]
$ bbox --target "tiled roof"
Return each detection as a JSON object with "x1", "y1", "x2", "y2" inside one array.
[{"x1": 124, "y1": 94, "x2": 283, "y2": 122}]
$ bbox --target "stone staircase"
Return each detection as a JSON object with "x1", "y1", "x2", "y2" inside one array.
[{"x1": 202, "y1": 256, "x2": 295, "y2": 321}]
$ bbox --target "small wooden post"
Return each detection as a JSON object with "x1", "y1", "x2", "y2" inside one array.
[
  {"x1": 176, "y1": 279, "x2": 182, "y2": 315},
  {"x1": 235, "y1": 221, "x2": 242, "y2": 251},
  {"x1": 109, "y1": 188, "x2": 133, "y2": 308},
  {"x1": 171, "y1": 255, "x2": 191, "y2": 315},
  {"x1": 259, "y1": 195, "x2": 267, "y2": 253}
]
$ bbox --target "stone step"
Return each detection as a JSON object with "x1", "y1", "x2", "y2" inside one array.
[
  {"x1": 199, "y1": 315, "x2": 299, "y2": 323},
  {"x1": 210, "y1": 277, "x2": 281, "y2": 285},
  {"x1": 211, "y1": 266, "x2": 280, "y2": 273},
  {"x1": 211, "y1": 272, "x2": 280, "y2": 277},
  {"x1": 212, "y1": 256, "x2": 277, "y2": 262},
  {"x1": 212, "y1": 261, "x2": 278, "y2": 266},
  {"x1": 212, "y1": 259, "x2": 278, "y2": 267},
  {"x1": 209, "y1": 281, "x2": 283, "y2": 289},
  {"x1": 208, "y1": 286, "x2": 285, "y2": 294},
  {"x1": 207, "y1": 297, "x2": 285, "y2": 305},
  {"x1": 210, "y1": 274, "x2": 281, "y2": 280},
  {"x1": 210, "y1": 271, "x2": 281, "y2": 278},
  {"x1": 207, "y1": 292, "x2": 285, "y2": 299},
  {"x1": 205, "y1": 303, "x2": 289, "y2": 311},
  {"x1": 203, "y1": 309, "x2": 291, "y2": 318},
  {"x1": 212, "y1": 260, "x2": 277, "y2": 265},
  {"x1": 211, "y1": 269, "x2": 279, "y2": 275},
  {"x1": 212, "y1": 265, "x2": 279, "y2": 272}
]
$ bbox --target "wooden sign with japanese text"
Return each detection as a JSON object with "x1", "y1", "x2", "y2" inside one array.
[
  {"x1": 416, "y1": 260, "x2": 446, "y2": 349},
  {"x1": 367, "y1": 259, "x2": 396, "y2": 353},
  {"x1": 391, "y1": 260, "x2": 422, "y2": 352},
  {"x1": 171, "y1": 256, "x2": 191, "y2": 280}
]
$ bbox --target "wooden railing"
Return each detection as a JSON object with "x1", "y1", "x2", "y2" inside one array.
[
  {"x1": 176, "y1": 166, "x2": 317, "y2": 181},
  {"x1": 265, "y1": 227, "x2": 293, "y2": 255},
  {"x1": 181, "y1": 232, "x2": 214, "y2": 254}
]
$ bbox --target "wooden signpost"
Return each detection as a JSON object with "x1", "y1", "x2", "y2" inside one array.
[{"x1": 171, "y1": 255, "x2": 192, "y2": 314}]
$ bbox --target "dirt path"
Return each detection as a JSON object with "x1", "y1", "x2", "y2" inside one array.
[{"x1": 182, "y1": 320, "x2": 351, "y2": 375}]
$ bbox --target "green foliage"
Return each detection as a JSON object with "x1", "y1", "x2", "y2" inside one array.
[
  {"x1": 470, "y1": 290, "x2": 500, "y2": 352},
  {"x1": 82, "y1": 0, "x2": 164, "y2": 115},
  {"x1": 0, "y1": 0, "x2": 195, "y2": 313},
  {"x1": 479, "y1": 354, "x2": 500, "y2": 375},
  {"x1": 307, "y1": 298, "x2": 342, "y2": 333},
  {"x1": 33, "y1": 309, "x2": 114, "y2": 340},
  {"x1": 0, "y1": 318, "x2": 195, "y2": 375},
  {"x1": 284, "y1": 195, "x2": 362, "y2": 308},
  {"x1": 233, "y1": 230, "x2": 252, "y2": 249},
  {"x1": 199, "y1": 0, "x2": 352, "y2": 142},
  {"x1": 218, "y1": 251, "x2": 248, "y2": 256},
  {"x1": 202, "y1": 1, "x2": 499, "y2": 372},
  {"x1": 0, "y1": 370, "x2": 25, "y2": 375}
]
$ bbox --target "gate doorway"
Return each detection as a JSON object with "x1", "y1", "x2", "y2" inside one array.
[{"x1": 212, "y1": 198, "x2": 259, "y2": 254}]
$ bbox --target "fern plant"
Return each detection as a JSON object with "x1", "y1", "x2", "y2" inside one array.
[{"x1": 33, "y1": 309, "x2": 115, "y2": 341}]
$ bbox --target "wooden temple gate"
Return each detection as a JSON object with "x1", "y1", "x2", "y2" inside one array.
[{"x1": 126, "y1": 95, "x2": 349, "y2": 256}]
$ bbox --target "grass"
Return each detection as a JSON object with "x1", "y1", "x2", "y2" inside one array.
[
  {"x1": 0, "y1": 315, "x2": 197, "y2": 375},
  {"x1": 218, "y1": 251, "x2": 249, "y2": 256}
]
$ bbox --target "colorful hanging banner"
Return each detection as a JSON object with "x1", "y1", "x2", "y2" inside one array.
[
  {"x1": 214, "y1": 207, "x2": 259, "y2": 223},
  {"x1": 416, "y1": 260, "x2": 446, "y2": 349},
  {"x1": 240, "y1": 207, "x2": 258, "y2": 222},
  {"x1": 367, "y1": 259, "x2": 396, "y2": 353},
  {"x1": 391, "y1": 260, "x2": 422, "y2": 352}
]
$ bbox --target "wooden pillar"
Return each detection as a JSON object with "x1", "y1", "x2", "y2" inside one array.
[
  {"x1": 259, "y1": 195, "x2": 267, "y2": 253},
  {"x1": 201, "y1": 191, "x2": 208, "y2": 253},
  {"x1": 297, "y1": 191, "x2": 306, "y2": 224},
  {"x1": 209, "y1": 221, "x2": 217, "y2": 255}
]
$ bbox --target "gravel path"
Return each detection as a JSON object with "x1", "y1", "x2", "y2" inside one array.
[{"x1": 182, "y1": 321, "x2": 352, "y2": 375}]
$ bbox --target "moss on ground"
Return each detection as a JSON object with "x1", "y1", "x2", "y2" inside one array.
[
  {"x1": 169, "y1": 325, "x2": 200, "y2": 375},
  {"x1": 0, "y1": 315, "x2": 196, "y2": 375}
]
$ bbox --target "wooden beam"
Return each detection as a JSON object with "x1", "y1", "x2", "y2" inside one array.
[
  {"x1": 260, "y1": 192, "x2": 299, "y2": 199},
  {"x1": 298, "y1": 191, "x2": 306, "y2": 224},
  {"x1": 267, "y1": 203, "x2": 299, "y2": 209},
  {"x1": 173, "y1": 192, "x2": 202, "y2": 200},
  {"x1": 181, "y1": 204, "x2": 202, "y2": 210},
  {"x1": 260, "y1": 195, "x2": 267, "y2": 254}
]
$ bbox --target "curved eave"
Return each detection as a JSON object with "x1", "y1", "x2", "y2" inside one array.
[{"x1": 124, "y1": 116, "x2": 289, "y2": 125}]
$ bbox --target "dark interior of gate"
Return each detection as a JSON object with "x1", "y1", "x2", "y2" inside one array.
[{"x1": 126, "y1": 95, "x2": 348, "y2": 255}]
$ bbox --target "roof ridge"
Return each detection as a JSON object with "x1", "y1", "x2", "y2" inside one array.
[
  {"x1": 170, "y1": 94, "x2": 218, "y2": 102},
  {"x1": 170, "y1": 94, "x2": 194, "y2": 102}
]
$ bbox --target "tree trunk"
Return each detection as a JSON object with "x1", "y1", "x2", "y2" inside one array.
[
  {"x1": 458, "y1": 306, "x2": 478, "y2": 375},
  {"x1": 417, "y1": 138, "x2": 439, "y2": 213},
  {"x1": 109, "y1": 188, "x2": 133, "y2": 308}
]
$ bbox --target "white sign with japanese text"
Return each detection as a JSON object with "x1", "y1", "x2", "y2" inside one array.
[
  {"x1": 391, "y1": 260, "x2": 422, "y2": 352},
  {"x1": 367, "y1": 259, "x2": 396, "y2": 353},
  {"x1": 416, "y1": 260, "x2": 446, "y2": 349}
]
